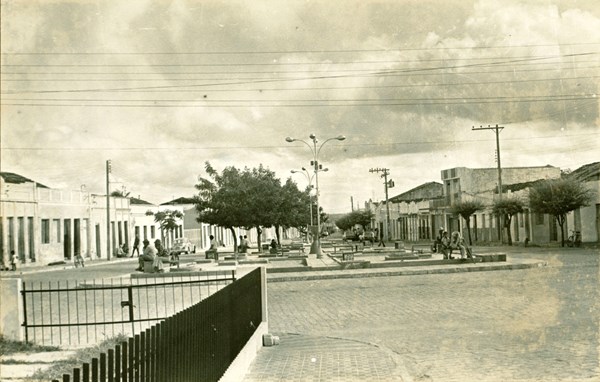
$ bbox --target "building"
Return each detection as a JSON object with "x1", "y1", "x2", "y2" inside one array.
[{"x1": 1, "y1": 172, "x2": 130, "y2": 266}]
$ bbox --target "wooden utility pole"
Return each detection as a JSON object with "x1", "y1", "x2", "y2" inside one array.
[
  {"x1": 106, "y1": 160, "x2": 111, "y2": 261},
  {"x1": 369, "y1": 168, "x2": 395, "y2": 241},
  {"x1": 472, "y1": 124, "x2": 504, "y2": 200}
]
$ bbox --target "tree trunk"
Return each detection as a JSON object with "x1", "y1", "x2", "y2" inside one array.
[
  {"x1": 274, "y1": 225, "x2": 281, "y2": 245},
  {"x1": 558, "y1": 214, "x2": 566, "y2": 247},
  {"x1": 466, "y1": 220, "x2": 473, "y2": 246},
  {"x1": 228, "y1": 226, "x2": 237, "y2": 252},
  {"x1": 256, "y1": 226, "x2": 263, "y2": 252},
  {"x1": 505, "y1": 216, "x2": 513, "y2": 246}
]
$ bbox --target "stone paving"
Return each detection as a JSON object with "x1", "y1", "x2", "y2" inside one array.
[{"x1": 244, "y1": 250, "x2": 599, "y2": 382}]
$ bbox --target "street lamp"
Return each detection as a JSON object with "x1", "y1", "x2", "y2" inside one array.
[
  {"x1": 286, "y1": 133, "x2": 345, "y2": 258},
  {"x1": 291, "y1": 167, "x2": 329, "y2": 227}
]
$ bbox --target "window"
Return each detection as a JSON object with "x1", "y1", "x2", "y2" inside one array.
[
  {"x1": 54, "y1": 219, "x2": 61, "y2": 242},
  {"x1": 41, "y1": 219, "x2": 50, "y2": 244},
  {"x1": 536, "y1": 213, "x2": 544, "y2": 225}
]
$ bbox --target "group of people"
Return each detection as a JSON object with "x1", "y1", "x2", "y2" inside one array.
[
  {"x1": 238, "y1": 235, "x2": 250, "y2": 253},
  {"x1": 434, "y1": 227, "x2": 470, "y2": 260},
  {"x1": 135, "y1": 238, "x2": 166, "y2": 272}
]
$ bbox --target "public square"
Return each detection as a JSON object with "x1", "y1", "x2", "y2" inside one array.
[{"x1": 245, "y1": 247, "x2": 599, "y2": 382}]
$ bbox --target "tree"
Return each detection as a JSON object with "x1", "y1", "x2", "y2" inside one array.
[
  {"x1": 335, "y1": 210, "x2": 374, "y2": 232},
  {"x1": 492, "y1": 197, "x2": 525, "y2": 246},
  {"x1": 272, "y1": 179, "x2": 311, "y2": 244},
  {"x1": 528, "y1": 178, "x2": 594, "y2": 246},
  {"x1": 194, "y1": 162, "x2": 283, "y2": 252},
  {"x1": 145, "y1": 209, "x2": 183, "y2": 248},
  {"x1": 449, "y1": 200, "x2": 484, "y2": 246}
]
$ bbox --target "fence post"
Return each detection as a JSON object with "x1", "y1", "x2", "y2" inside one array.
[{"x1": 0, "y1": 279, "x2": 24, "y2": 342}]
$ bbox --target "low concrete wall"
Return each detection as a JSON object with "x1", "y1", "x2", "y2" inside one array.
[
  {"x1": 219, "y1": 322, "x2": 269, "y2": 382},
  {"x1": 0, "y1": 278, "x2": 24, "y2": 341}
]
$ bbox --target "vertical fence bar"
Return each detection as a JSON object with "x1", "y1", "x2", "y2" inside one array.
[
  {"x1": 67, "y1": 280, "x2": 72, "y2": 345},
  {"x1": 73, "y1": 367, "x2": 81, "y2": 382},
  {"x1": 91, "y1": 358, "x2": 99, "y2": 382},
  {"x1": 92, "y1": 280, "x2": 98, "y2": 343},
  {"x1": 140, "y1": 331, "x2": 146, "y2": 382},
  {"x1": 62, "y1": 375, "x2": 71, "y2": 382},
  {"x1": 107, "y1": 350, "x2": 114, "y2": 382},
  {"x1": 127, "y1": 286, "x2": 134, "y2": 337},
  {"x1": 21, "y1": 282, "x2": 29, "y2": 343},
  {"x1": 75, "y1": 281, "x2": 81, "y2": 346},
  {"x1": 128, "y1": 337, "x2": 134, "y2": 381},
  {"x1": 82, "y1": 363, "x2": 89, "y2": 382},
  {"x1": 58, "y1": 280, "x2": 63, "y2": 345},
  {"x1": 114, "y1": 345, "x2": 121, "y2": 382},
  {"x1": 133, "y1": 334, "x2": 140, "y2": 382},
  {"x1": 100, "y1": 354, "x2": 107, "y2": 381},
  {"x1": 121, "y1": 341, "x2": 127, "y2": 382}
]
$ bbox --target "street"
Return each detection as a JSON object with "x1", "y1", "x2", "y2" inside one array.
[{"x1": 247, "y1": 247, "x2": 599, "y2": 381}]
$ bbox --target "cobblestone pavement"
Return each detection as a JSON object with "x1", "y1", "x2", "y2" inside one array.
[{"x1": 244, "y1": 249, "x2": 599, "y2": 382}]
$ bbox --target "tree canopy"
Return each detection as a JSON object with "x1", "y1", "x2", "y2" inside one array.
[
  {"x1": 528, "y1": 178, "x2": 594, "y2": 246},
  {"x1": 335, "y1": 209, "x2": 374, "y2": 232},
  {"x1": 194, "y1": 162, "x2": 311, "y2": 250},
  {"x1": 492, "y1": 197, "x2": 525, "y2": 245},
  {"x1": 449, "y1": 200, "x2": 485, "y2": 245}
]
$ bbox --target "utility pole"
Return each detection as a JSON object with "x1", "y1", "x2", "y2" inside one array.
[
  {"x1": 472, "y1": 124, "x2": 504, "y2": 200},
  {"x1": 351, "y1": 196, "x2": 354, "y2": 211},
  {"x1": 106, "y1": 160, "x2": 111, "y2": 261},
  {"x1": 369, "y1": 168, "x2": 395, "y2": 241}
]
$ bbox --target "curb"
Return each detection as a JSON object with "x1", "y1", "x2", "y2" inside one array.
[{"x1": 266, "y1": 259, "x2": 547, "y2": 282}]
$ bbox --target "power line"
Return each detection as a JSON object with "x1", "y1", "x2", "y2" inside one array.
[
  {"x1": 2, "y1": 132, "x2": 597, "y2": 151},
  {"x1": 2, "y1": 41, "x2": 598, "y2": 55}
]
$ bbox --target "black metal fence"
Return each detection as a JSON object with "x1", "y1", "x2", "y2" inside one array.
[
  {"x1": 52, "y1": 267, "x2": 264, "y2": 382},
  {"x1": 21, "y1": 270, "x2": 236, "y2": 346}
]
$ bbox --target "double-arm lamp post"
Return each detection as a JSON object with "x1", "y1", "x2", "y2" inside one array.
[
  {"x1": 286, "y1": 134, "x2": 345, "y2": 258},
  {"x1": 291, "y1": 167, "x2": 328, "y2": 228}
]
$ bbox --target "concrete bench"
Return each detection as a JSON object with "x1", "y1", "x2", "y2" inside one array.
[
  {"x1": 339, "y1": 260, "x2": 370, "y2": 269},
  {"x1": 385, "y1": 253, "x2": 419, "y2": 261},
  {"x1": 474, "y1": 253, "x2": 506, "y2": 262}
]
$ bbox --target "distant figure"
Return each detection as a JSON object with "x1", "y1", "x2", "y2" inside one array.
[
  {"x1": 377, "y1": 229, "x2": 386, "y2": 247},
  {"x1": 450, "y1": 231, "x2": 467, "y2": 259},
  {"x1": 114, "y1": 245, "x2": 125, "y2": 258},
  {"x1": 238, "y1": 235, "x2": 244, "y2": 253},
  {"x1": 131, "y1": 235, "x2": 140, "y2": 257},
  {"x1": 440, "y1": 231, "x2": 452, "y2": 259},
  {"x1": 241, "y1": 235, "x2": 250, "y2": 253},
  {"x1": 206, "y1": 235, "x2": 219, "y2": 260},
  {"x1": 10, "y1": 250, "x2": 17, "y2": 271},
  {"x1": 270, "y1": 239, "x2": 278, "y2": 249},
  {"x1": 74, "y1": 252, "x2": 85, "y2": 267},
  {"x1": 136, "y1": 239, "x2": 163, "y2": 272}
]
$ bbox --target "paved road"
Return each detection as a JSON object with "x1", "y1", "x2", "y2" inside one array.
[{"x1": 245, "y1": 247, "x2": 599, "y2": 381}]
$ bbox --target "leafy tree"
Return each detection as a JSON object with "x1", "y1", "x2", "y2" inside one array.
[
  {"x1": 145, "y1": 209, "x2": 183, "y2": 247},
  {"x1": 194, "y1": 163, "x2": 247, "y2": 252},
  {"x1": 492, "y1": 197, "x2": 525, "y2": 246},
  {"x1": 449, "y1": 200, "x2": 484, "y2": 245},
  {"x1": 272, "y1": 178, "x2": 311, "y2": 245},
  {"x1": 528, "y1": 178, "x2": 594, "y2": 246},
  {"x1": 110, "y1": 189, "x2": 130, "y2": 197},
  {"x1": 335, "y1": 210, "x2": 374, "y2": 232},
  {"x1": 194, "y1": 162, "x2": 283, "y2": 252}
]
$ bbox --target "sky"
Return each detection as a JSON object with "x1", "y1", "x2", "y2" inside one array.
[{"x1": 1, "y1": 0, "x2": 599, "y2": 213}]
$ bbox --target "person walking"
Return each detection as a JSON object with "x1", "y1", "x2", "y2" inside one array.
[
  {"x1": 377, "y1": 228, "x2": 386, "y2": 247},
  {"x1": 131, "y1": 234, "x2": 140, "y2": 257}
]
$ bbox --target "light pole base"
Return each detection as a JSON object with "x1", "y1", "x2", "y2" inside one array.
[{"x1": 309, "y1": 239, "x2": 323, "y2": 258}]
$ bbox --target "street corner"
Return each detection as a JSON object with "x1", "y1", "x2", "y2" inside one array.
[{"x1": 244, "y1": 333, "x2": 412, "y2": 382}]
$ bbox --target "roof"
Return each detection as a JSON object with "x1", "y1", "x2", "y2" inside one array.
[
  {"x1": 0, "y1": 172, "x2": 49, "y2": 188},
  {"x1": 389, "y1": 181, "x2": 443, "y2": 203},
  {"x1": 567, "y1": 162, "x2": 600, "y2": 182},
  {"x1": 130, "y1": 197, "x2": 155, "y2": 205},
  {"x1": 160, "y1": 197, "x2": 196, "y2": 206}
]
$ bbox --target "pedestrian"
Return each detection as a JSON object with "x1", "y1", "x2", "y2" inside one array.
[
  {"x1": 238, "y1": 235, "x2": 244, "y2": 253},
  {"x1": 434, "y1": 227, "x2": 444, "y2": 254},
  {"x1": 377, "y1": 229, "x2": 386, "y2": 247},
  {"x1": 242, "y1": 235, "x2": 250, "y2": 253},
  {"x1": 440, "y1": 231, "x2": 452, "y2": 259},
  {"x1": 450, "y1": 231, "x2": 467, "y2": 259},
  {"x1": 136, "y1": 239, "x2": 163, "y2": 272},
  {"x1": 10, "y1": 250, "x2": 17, "y2": 271},
  {"x1": 131, "y1": 234, "x2": 140, "y2": 257},
  {"x1": 206, "y1": 235, "x2": 219, "y2": 260}
]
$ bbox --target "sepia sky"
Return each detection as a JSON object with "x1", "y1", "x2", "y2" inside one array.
[{"x1": 1, "y1": 0, "x2": 599, "y2": 213}]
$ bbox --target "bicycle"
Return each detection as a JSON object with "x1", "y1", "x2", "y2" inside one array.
[{"x1": 566, "y1": 230, "x2": 581, "y2": 247}]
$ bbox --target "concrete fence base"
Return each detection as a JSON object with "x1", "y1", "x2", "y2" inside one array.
[{"x1": 0, "y1": 278, "x2": 24, "y2": 341}]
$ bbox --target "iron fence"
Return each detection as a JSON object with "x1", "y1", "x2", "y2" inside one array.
[
  {"x1": 21, "y1": 270, "x2": 236, "y2": 347},
  {"x1": 52, "y1": 267, "x2": 264, "y2": 382}
]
